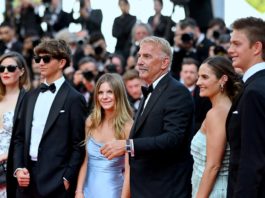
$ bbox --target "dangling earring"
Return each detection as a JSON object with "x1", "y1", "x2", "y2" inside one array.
[{"x1": 220, "y1": 84, "x2": 224, "y2": 93}]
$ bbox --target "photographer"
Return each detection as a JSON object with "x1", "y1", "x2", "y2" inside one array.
[
  {"x1": 171, "y1": 17, "x2": 214, "y2": 79},
  {"x1": 104, "y1": 53, "x2": 124, "y2": 75},
  {"x1": 72, "y1": 57, "x2": 98, "y2": 113}
]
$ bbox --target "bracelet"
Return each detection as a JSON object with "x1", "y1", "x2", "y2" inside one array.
[{"x1": 125, "y1": 139, "x2": 131, "y2": 153}]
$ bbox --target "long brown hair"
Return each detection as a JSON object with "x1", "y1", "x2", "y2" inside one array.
[{"x1": 0, "y1": 51, "x2": 31, "y2": 101}]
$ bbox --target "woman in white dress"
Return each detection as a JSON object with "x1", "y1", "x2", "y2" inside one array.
[
  {"x1": 0, "y1": 51, "x2": 30, "y2": 198},
  {"x1": 191, "y1": 56, "x2": 242, "y2": 198},
  {"x1": 75, "y1": 73, "x2": 133, "y2": 198}
]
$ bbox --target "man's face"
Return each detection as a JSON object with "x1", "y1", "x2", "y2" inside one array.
[
  {"x1": 36, "y1": 53, "x2": 64, "y2": 83},
  {"x1": 174, "y1": 25, "x2": 195, "y2": 49},
  {"x1": 180, "y1": 64, "x2": 198, "y2": 87},
  {"x1": 136, "y1": 42, "x2": 168, "y2": 85},
  {"x1": 125, "y1": 78, "x2": 142, "y2": 100},
  {"x1": 228, "y1": 29, "x2": 257, "y2": 72},
  {"x1": 0, "y1": 26, "x2": 14, "y2": 43},
  {"x1": 134, "y1": 26, "x2": 149, "y2": 42}
]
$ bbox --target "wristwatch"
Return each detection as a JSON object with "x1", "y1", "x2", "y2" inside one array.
[{"x1": 125, "y1": 139, "x2": 131, "y2": 153}]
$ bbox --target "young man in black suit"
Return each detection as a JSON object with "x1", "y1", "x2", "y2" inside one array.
[
  {"x1": 13, "y1": 39, "x2": 87, "y2": 198},
  {"x1": 226, "y1": 17, "x2": 265, "y2": 197},
  {"x1": 101, "y1": 36, "x2": 194, "y2": 198}
]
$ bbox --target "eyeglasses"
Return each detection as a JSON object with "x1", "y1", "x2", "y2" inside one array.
[
  {"x1": 34, "y1": 55, "x2": 53, "y2": 64},
  {"x1": 0, "y1": 65, "x2": 18, "y2": 73}
]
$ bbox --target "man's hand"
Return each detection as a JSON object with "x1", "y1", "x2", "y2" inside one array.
[
  {"x1": 100, "y1": 140, "x2": 126, "y2": 160},
  {"x1": 16, "y1": 168, "x2": 30, "y2": 187}
]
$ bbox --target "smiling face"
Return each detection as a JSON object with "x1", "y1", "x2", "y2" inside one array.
[
  {"x1": 228, "y1": 29, "x2": 257, "y2": 72},
  {"x1": 0, "y1": 57, "x2": 23, "y2": 88},
  {"x1": 98, "y1": 82, "x2": 116, "y2": 112},
  {"x1": 136, "y1": 42, "x2": 168, "y2": 85},
  {"x1": 196, "y1": 63, "x2": 223, "y2": 98}
]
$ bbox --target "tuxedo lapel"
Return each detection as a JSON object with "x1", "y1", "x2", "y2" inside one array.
[
  {"x1": 13, "y1": 88, "x2": 26, "y2": 123},
  {"x1": 130, "y1": 98, "x2": 145, "y2": 138},
  {"x1": 25, "y1": 89, "x2": 40, "y2": 145},
  {"x1": 244, "y1": 69, "x2": 265, "y2": 88},
  {"x1": 42, "y1": 82, "x2": 69, "y2": 138},
  {"x1": 133, "y1": 74, "x2": 170, "y2": 134}
]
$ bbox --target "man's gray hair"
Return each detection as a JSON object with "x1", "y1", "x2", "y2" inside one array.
[{"x1": 140, "y1": 36, "x2": 172, "y2": 67}]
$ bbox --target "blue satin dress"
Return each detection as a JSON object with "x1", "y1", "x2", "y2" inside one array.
[{"x1": 84, "y1": 137, "x2": 125, "y2": 198}]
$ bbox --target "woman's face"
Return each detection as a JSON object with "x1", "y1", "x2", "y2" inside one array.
[
  {"x1": 0, "y1": 57, "x2": 23, "y2": 88},
  {"x1": 98, "y1": 82, "x2": 115, "y2": 112},
  {"x1": 196, "y1": 63, "x2": 222, "y2": 98}
]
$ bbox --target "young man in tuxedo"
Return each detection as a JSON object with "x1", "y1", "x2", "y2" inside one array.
[
  {"x1": 100, "y1": 36, "x2": 194, "y2": 198},
  {"x1": 226, "y1": 17, "x2": 265, "y2": 197},
  {"x1": 13, "y1": 39, "x2": 87, "y2": 198}
]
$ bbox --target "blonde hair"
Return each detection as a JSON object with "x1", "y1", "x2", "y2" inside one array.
[{"x1": 85, "y1": 73, "x2": 133, "y2": 141}]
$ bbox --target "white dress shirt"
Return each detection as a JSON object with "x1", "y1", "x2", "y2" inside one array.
[
  {"x1": 243, "y1": 62, "x2": 265, "y2": 82},
  {"x1": 30, "y1": 76, "x2": 65, "y2": 161}
]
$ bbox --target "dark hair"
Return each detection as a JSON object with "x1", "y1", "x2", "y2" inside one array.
[
  {"x1": 154, "y1": 0, "x2": 163, "y2": 6},
  {"x1": 34, "y1": 39, "x2": 71, "y2": 67},
  {"x1": 179, "y1": 17, "x2": 198, "y2": 30},
  {"x1": 0, "y1": 51, "x2": 31, "y2": 100},
  {"x1": 203, "y1": 56, "x2": 243, "y2": 102},
  {"x1": 208, "y1": 18, "x2": 226, "y2": 30},
  {"x1": 231, "y1": 17, "x2": 265, "y2": 60},
  {"x1": 181, "y1": 58, "x2": 199, "y2": 70},
  {"x1": 78, "y1": 57, "x2": 97, "y2": 68},
  {"x1": 119, "y1": 0, "x2": 129, "y2": 5}
]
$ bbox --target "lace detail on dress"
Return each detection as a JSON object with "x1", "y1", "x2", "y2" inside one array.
[{"x1": 0, "y1": 111, "x2": 14, "y2": 197}]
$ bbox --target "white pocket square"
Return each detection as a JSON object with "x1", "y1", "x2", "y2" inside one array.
[
  {"x1": 59, "y1": 110, "x2": 65, "y2": 113},
  {"x1": 232, "y1": 111, "x2": 238, "y2": 114}
]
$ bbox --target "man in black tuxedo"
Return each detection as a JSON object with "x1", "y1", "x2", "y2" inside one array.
[
  {"x1": 101, "y1": 36, "x2": 194, "y2": 198},
  {"x1": 226, "y1": 17, "x2": 265, "y2": 197},
  {"x1": 13, "y1": 39, "x2": 87, "y2": 198}
]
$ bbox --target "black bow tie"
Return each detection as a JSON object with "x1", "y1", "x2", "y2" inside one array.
[
  {"x1": 141, "y1": 85, "x2": 153, "y2": 99},
  {"x1": 40, "y1": 83, "x2": 56, "y2": 93}
]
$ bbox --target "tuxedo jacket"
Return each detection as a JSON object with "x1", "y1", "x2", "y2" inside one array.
[
  {"x1": 13, "y1": 81, "x2": 87, "y2": 197},
  {"x1": 129, "y1": 73, "x2": 194, "y2": 198},
  {"x1": 226, "y1": 69, "x2": 265, "y2": 197},
  {"x1": 6, "y1": 89, "x2": 26, "y2": 198}
]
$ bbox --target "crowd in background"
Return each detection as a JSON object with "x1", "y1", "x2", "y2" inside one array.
[
  {"x1": 2, "y1": 0, "x2": 265, "y2": 198},
  {"x1": 0, "y1": 0, "x2": 232, "y2": 115}
]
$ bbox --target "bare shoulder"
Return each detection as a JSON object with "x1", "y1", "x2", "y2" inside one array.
[{"x1": 205, "y1": 106, "x2": 229, "y2": 132}]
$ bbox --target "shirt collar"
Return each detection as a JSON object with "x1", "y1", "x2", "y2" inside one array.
[
  {"x1": 150, "y1": 72, "x2": 168, "y2": 89},
  {"x1": 44, "y1": 76, "x2": 65, "y2": 92},
  {"x1": 243, "y1": 62, "x2": 265, "y2": 82}
]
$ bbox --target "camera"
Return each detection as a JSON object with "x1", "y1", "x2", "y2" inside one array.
[
  {"x1": 105, "y1": 64, "x2": 117, "y2": 73},
  {"x1": 93, "y1": 45, "x2": 104, "y2": 55},
  {"x1": 82, "y1": 71, "x2": 95, "y2": 81},
  {"x1": 212, "y1": 30, "x2": 220, "y2": 40},
  {"x1": 181, "y1": 32, "x2": 194, "y2": 43}
]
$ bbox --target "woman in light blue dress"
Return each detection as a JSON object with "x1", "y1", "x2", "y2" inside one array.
[
  {"x1": 75, "y1": 73, "x2": 133, "y2": 198},
  {"x1": 190, "y1": 56, "x2": 242, "y2": 198}
]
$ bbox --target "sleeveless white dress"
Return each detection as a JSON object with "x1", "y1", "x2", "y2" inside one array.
[{"x1": 0, "y1": 111, "x2": 14, "y2": 198}]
